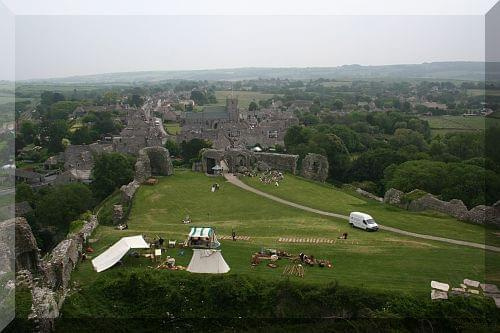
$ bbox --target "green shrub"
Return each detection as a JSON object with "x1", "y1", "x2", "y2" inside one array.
[
  {"x1": 56, "y1": 271, "x2": 499, "y2": 332},
  {"x1": 401, "y1": 189, "x2": 428, "y2": 205}
]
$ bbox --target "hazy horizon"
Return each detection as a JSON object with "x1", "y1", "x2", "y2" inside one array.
[{"x1": 10, "y1": 15, "x2": 485, "y2": 81}]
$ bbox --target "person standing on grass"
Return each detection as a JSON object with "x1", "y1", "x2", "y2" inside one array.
[{"x1": 232, "y1": 229, "x2": 236, "y2": 241}]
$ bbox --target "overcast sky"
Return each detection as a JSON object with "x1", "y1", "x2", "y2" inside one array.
[{"x1": 1, "y1": 0, "x2": 497, "y2": 80}]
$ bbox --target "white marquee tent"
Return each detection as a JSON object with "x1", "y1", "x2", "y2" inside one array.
[
  {"x1": 187, "y1": 249, "x2": 230, "y2": 274},
  {"x1": 92, "y1": 235, "x2": 150, "y2": 273}
]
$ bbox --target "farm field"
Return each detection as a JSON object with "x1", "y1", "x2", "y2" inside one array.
[
  {"x1": 70, "y1": 170, "x2": 499, "y2": 297},
  {"x1": 421, "y1": 115, "x2": 485, "y2": 136},
  {"x1": 467, "y1": 89, "x2": 500, "y2": 97},
  {"x1": 214, "y1": 90, "x2": 278, "y2": 108}
]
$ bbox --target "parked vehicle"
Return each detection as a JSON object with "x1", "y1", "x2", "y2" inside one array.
[{"x1": 349, "y1": 212, "x2": 379, "y2": 231}]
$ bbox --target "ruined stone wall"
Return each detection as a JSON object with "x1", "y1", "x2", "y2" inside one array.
[
  {"x1": 408, "y1": 194, "x2": 469, "y2": 220},
  {"x1": 134, "y1": 146, "x2": 173, "y2": 183},
  {"x1": 384, "y1": 188, "x2": 500, "y2": 226},
  {"x1": 3, "y1": 215, "x2": 99, "y2": 332},
  {"x1": 43, "y1": 239, "x2": 79, "y2": 291},
  {"x1": 120, "y1": 147, "x2": 174, "y2": 204},
  {"x1": 200, "y1": 149, "x2": 227, "y2": 174},
  {"x1": 120, "y1": 180, "x2": 140, "y2": 204},
  {"x1": 300, "y1": 153, "x2": 329, "y2": 182},
  {"x1": 356, "y1": 188, "x2": 383, "y2": 202},
  {"x1": 43, "y1": 215, "x2": 99, "y2": 291},
  {"x1": 200, "y1": 149, "x2": 299, "y2": 175},
  {"x1": 5, "y1": 217, "x2": 40, "y2": 272},
  {"x1": 254, "y1": 152, "x2": 298, "y2": 174}
]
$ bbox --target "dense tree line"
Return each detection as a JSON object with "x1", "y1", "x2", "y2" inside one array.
[{"x1": 285, "y1": 110, "x2": 495, "y2": 207}]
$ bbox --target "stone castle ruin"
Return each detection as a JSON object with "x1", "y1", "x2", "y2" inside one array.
[
  {"x1": 199, "y1": 149, "x2": 329, "y2": 182},
  {"x1": 300, "y1": 153, "x2": 329, "y2": 182},
  {"x1": 120, "y1": 146, "x2": 174, "y2": 204},
  {"x1": 200, "y1": 149, "x2": 298, "y2": 175},
  {"x1": 134, "y1": 146, "x2": 174, "y2": 183},
  {"x1": 178, "y1": 97, "x2": 298, "y2": 150}
]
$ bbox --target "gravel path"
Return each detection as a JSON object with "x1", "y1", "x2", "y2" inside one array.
[{"x1": 224, "y1": 173, "x2": 500, "y2": 253}]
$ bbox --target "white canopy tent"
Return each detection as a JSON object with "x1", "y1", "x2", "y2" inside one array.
[
  {"x1": 187, "y1": 249, "x2": 230, "y2": 274},
  {"x1": 92, "y1": 235, "x2": 150, "y2": 273}
]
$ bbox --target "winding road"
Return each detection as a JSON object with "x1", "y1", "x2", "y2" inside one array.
[{"x1": 224, "y1": 173, "x2": 500, "y2": 253}]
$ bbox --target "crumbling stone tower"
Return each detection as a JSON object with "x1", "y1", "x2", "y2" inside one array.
[{"x1": 227, "y1": 97, "x2": 239, "y2": 122}]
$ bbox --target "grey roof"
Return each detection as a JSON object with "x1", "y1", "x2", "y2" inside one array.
[
  {"x1": 15, "y1": 169, "x2": 43, "y2": 179},
  {"x1": 185, "y1": 106, "x2": 229, "y2": 120}
]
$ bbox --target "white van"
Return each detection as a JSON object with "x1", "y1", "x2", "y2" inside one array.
[{"x1": 349, "y1": 212, "x2": 379, "y2": 231}]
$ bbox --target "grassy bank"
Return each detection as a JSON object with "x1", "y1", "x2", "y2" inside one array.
[{"x1": 69, "y1": 171, "x2": 498, "y2": 294}]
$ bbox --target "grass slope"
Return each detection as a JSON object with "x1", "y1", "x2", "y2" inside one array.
[
  {"x1": 70, "y1": 171, "x2": 500, "y2": 295},
  {"x1": 241, "y1": 174, "x2": 489, "y2": 245}
]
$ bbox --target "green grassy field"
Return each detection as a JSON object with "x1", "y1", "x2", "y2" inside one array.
[
  {"x1": 467, "y1": 89, "x2": 500, "y2": 97},
  {"x1": 70, "y1": 170, "x2": 500, "y2": 297},
  {"x1": 214, "y1": 90, "x2": 278, "y2": 108},
  {"x1": 164, "y1": 122, "x2": 181, "y2": 135},
  {"x1": 241, "y1": 174, "x2": 492, "y2": 245},
  {"x1": 421, "y1": 115, "x2": 485, "y2": 136}
]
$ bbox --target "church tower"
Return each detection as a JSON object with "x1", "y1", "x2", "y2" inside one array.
[{"x1": 226, "y1": 97, "x2": 239, "y2": 122}]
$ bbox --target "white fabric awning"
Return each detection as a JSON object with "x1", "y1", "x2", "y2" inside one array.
[
  {"x1": 189, "y1": 227, "x2": 213, "y2": 238},
  {"x1": 92, "y1": 235, "x2": 149, "y2": 273}
]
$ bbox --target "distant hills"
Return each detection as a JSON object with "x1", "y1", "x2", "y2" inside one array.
[{"x1": 22, "y1": 62, "x2": 493, "y2": 84}]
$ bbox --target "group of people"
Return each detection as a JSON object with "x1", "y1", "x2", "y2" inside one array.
[
  {"x1": 211, "y1": 183, "x2": 220, "y2": 192},
  {"x1": 182, "y1": 215, "x2": 192, "y2": 224},
  {"x1": 298, "y1": 252, "x2": 316, "y2": 266},
  {"x1": 259, "y1": 170, "x2": 284, "y2": 186},
  {"x1": 298, "y1": 252, "x2": 332, "y2": 268}
]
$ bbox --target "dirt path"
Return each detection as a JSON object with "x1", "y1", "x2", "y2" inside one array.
[{"x1": 224, "y1": 173, "x2": 500, "y2": 253}]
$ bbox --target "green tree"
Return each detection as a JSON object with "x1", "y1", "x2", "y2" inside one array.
[
  {"x1": 332, "y1": 99, "x2": 344, "y2": 110},
  {"x1": 384, "y1": 160, "x2": 449, "y2": 196},
  {"x1": 190, "y1": 90, "x2": 208, "y2": 106},
  {"x1": 40, "y1": 91, "x2": 65, "y2": 106},
  {"x1": 284, "y1": 125, "x2": 310, "y2": 149},
  {"x1": 47, "y1": 120, "x2": 69, "y2": 153},
  {"x1": 71, "y1": 126, "x2": 95, "y2": 145},
  {"x1": 91, "y1": 153, "x2": 135, "y2": 200},
  {"x1": 34, "y1": 183, "x2": 93, "y2": 233},
  {"x1": 330, "y1": 125, "x2": 363, "y2": 153},
  {"x1": 180, "y1": 138, "x2": 212, "y2": 163},
  {"x1": 443, "y1": 132, "x2": 484, "y2": 160},
  {"x1": 248, "y1": 101, "x2": 259, "y2": 112},
  {"x1": 311, "y1": 132, "x2": 350, "y2": 181},
  {"x1": 164, "y1": 140, "x2": 181, "y2": 157},
  {"x1": 19, "y1": 121, "x2": 38, "y2": 145},
  {"x1": 103, "y1": 91, "x2": 118, "y2": 105},
  {"x1": 129, "y1": 94, "x2": 144, "y2": 107},
  {"x1": 15, "y1": 182, "x2": 35, "y2": 205},
  {"x1": 349, "y1": 148, "x2": 406, "y2": 183},
  {"x1": 47, "y1": 101, "x2": 80, "y2": 120}
]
